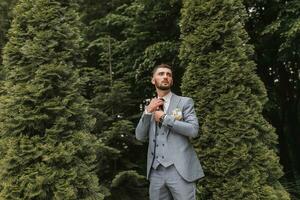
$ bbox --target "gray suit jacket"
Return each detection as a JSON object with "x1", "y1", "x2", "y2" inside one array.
[{"x1": 135, "y1": 93, "x2": 204, "y2": 182}]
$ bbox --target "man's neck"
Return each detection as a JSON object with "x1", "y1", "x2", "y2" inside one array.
[{"x1": 157, "y1": 89, "x2": 171, "y2": 98}]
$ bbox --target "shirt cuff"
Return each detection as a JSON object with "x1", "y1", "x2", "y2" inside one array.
[{"x1": 144, "y1": 107, "x2": 152, "y2": 115}]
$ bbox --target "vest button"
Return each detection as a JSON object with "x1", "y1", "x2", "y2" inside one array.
[{"x1": 162, "y1": 156, "x2": 164, "y2": 159}]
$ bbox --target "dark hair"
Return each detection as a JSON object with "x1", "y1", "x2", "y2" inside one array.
[{"x1": 152, "y1": 64, "x2": 172, "y2": 76}]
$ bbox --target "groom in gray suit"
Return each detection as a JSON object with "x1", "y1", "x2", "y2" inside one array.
[{"x1": 136, "y1": 64, "x2": 204, "y2": 200}]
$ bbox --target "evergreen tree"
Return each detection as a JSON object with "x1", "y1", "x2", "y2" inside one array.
[
  {"x1": 244, "y1": 0, "x2": 300, "y2": 196},
  {"x1": 77, "y1": 69, "x2": 148, "y2": 200},
  {"x1": 78, "y1": 2, "x2": 149, "y2": 198},
  {"x1": 79, "y1": 2, "x2": 184, "y2": 199},
  {"x1": 76, "y1": 1, "x2": 184, "y2": 199},
  {"x1": 0, "y1": 0, "x2": 103, "y2": 199},
  {"x1": 0, "y1": 0, "x2": 16, "y2": 51},
  {"x1": 180, "y1": 0, "x2": 290, "y2": 199},
  {"x1": 85, "y1": 0, "x2": 183, "y2": 100},
  {"x1": 0, "y1": 0, "x2": 18, "y2": 74},
  {"x1": 77, "y1": 48, "x2": 148, "y2": 199}
]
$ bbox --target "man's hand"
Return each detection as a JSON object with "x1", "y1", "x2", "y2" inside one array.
[
  {"x1": 154, "y1": 110, "x2": 165, "y2": 122},
  {"x1": 146, "y1": 98, "x2": 164, "y2": 113}
]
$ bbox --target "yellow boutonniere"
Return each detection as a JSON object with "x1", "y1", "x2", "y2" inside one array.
[{"x1": 172, "y1": 108, "x2": 183, "y2": 120}]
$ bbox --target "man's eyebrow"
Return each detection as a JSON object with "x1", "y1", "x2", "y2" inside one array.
[{"x1": 157, "y1": 71, "x2": 172, "y2": 75}]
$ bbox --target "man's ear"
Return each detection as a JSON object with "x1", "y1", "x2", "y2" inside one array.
[{"x1": 151, "y1": 77, "x2": 155, "y2": 85}]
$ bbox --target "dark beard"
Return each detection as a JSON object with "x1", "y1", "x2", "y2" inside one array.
[
  {"x1": 156, "y1": 85, "x2": 171, "y2": 90},
  {"x1": 154, "y1": 79, "x2": 172, "y2": 90}
]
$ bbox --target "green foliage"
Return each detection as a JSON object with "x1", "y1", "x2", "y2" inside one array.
[
  {"x1": 0, "y1": 0, "x2": 103, "y2": 198},
  {"x1": 0, "y1": 0, "x2": 18, "y2": 53},
  {"x1": 282, "y1": 172, "x2": 300, "y2": 200},
  {"x1": 180, "y1": 0, "x2": 290, "y2": 199},
  {"x1": 78, "y1": 1, "x2": 183, "y2": 199},
  {"x1": 85, "y1": 0, "x2": 182, "y2": 97},
  {"x1": 0, "y1": 0, "x2": 297, "y2": 199},
  {"x1": 244, "y1": 0, "x2": 300, "y2": 196},
  {"x1": 78, "y1": 67, "x2": 111, "y2": 134},
  {"x1": 109, "y1": 170, "x2": 148, "y2": 200},
  {"x1": 262, "y1": 0, "x2": 300, "y2": 60},
  {"x1": 78, "y1": 34, "x2": 147, "y2": 200},
  {"x1": 0, "y1": 0, "x2": 18, "y2": 78},
  {"x1": 78, "y1": 67, "x2": 147, "y2": 199}
]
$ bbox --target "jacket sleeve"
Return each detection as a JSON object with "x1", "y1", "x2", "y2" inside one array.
[
  {"x1": 162, "y1": 98, "x2": 199, "y2": 138},
  {"x1": 135, "y1": 113, "x2": 152, "y2": 142}
]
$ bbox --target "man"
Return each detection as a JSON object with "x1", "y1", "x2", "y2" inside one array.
[{"x1": 135, "y1": 64, "x2": 204, "y2": 200}]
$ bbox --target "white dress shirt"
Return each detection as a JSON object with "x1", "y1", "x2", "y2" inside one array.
[{"x1": 158, "y1": 92, "x2": 172, "y2": 113}]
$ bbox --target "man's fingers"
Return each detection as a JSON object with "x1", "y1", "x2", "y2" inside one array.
[
  {"x1": 150, "y1": 99, "x2": 163, "y2": 107},
  {"x1": 156, "y1": 100, "x2": 164, "y2": 105},
  {"x1": 147, "y1": 98, "x2": 164, "y2": 112}
]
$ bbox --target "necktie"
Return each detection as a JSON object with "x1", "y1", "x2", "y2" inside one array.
[
  {"x1": 158, "y1": 98, "x2": 165, "y2": 128},
  {"x1": 158, "y1": 98, "x2": 165, "y2": 111}
]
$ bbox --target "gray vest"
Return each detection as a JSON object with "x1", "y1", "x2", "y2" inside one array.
[{"x1": 152, "y1": 125, "x2": 173, "y2": 169}]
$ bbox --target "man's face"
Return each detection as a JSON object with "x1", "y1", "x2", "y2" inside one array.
[{"x1": 151, "y1": 67, "x2": 173, "y2": 90}]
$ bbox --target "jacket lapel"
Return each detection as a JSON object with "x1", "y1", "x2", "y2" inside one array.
[
  {"x1": 166, "y1": 93, "x2": 180, "y2": 115},
  {"x1": 165, "y1": 93, "x2": 181, "y2": 136},
  {"x1": 151, "y1": 93, "x2": 181, "y2": 137}
]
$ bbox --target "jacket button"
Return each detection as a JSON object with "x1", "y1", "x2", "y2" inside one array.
[
  {"x1": 156, "y1": 156, "x2": 158, "y2": 158},
  {"x1": 156, "y1": 144, "x2": 158, "y2": 147},
  {"x1": 151, "y1": 152, "x2": 154, "y2": 155},
  {"x1": 153, "y1": 139, "x2": 155, "y2": 142},
  {"x1": 162, "y1": 144, "x2": 165, "y2": 146}
]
